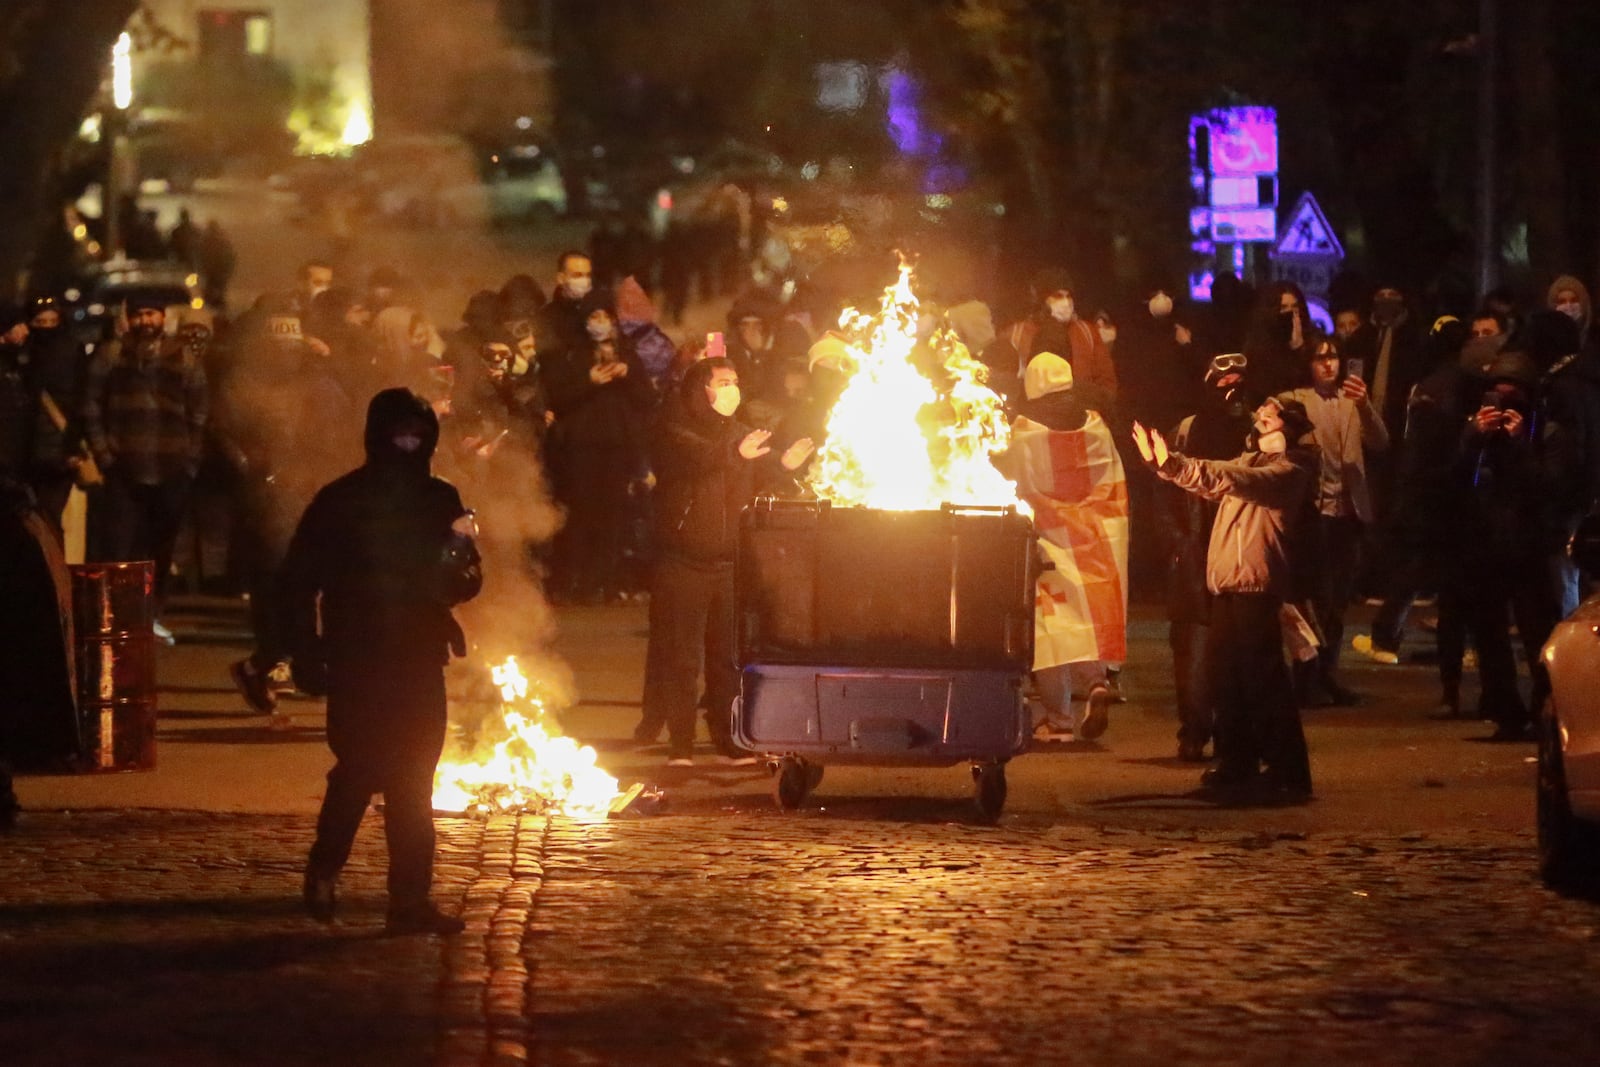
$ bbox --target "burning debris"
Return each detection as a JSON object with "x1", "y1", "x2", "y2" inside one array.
[
  {"x1": 807, "y1": 261, "x2": 1018, "y2": 511},
  {"x1": 432, "y1": 656, "x2": 622, "y2": 819}
]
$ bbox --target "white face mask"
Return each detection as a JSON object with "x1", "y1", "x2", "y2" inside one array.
[
  {"x1": 710, "y1": 384, "x2": 741, "y2": 416},
  {"x1": 1098, "y1": 326, "x2": 1117, "y2": 344},
  {"x1": 1256, "y1": 430, "x2": 1286, "y2": 454},
  {"x1": 587, "y1": 319, "x2": 614, "y2": 341},
  {"x1": 1046, "y1": 296, "x2": 1074, "y2": 323},
  {"x1": 1148, "y1": 293, "x2": 1173, "y2": 318},
  {"x1": 564, "y1": 276, "x2": 593, "y2": 300}
]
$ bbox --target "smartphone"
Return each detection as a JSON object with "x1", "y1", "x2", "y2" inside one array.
[
  {"x1": 1345, "y1": 356, "x2": 1364, "y2": 382},
  {"x1": 706, "y1": 331, "x2": 726, "y2": 360}
]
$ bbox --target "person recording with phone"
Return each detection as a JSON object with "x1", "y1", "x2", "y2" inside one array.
[
  {"x1": 1276, "y1": 336, "x2": 1389, "y2": 706},
  {"x1": 1452, "y1": 349, "x2": 1563, "y2": 741}
]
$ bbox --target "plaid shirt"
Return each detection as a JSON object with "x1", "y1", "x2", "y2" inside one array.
[{"x1": 84, "y1": 336, "x2": 208, "y2": 485}]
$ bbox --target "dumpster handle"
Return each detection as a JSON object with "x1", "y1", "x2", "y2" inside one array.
[{"x1": 940, "y1": 503, "x2": 1016, "y2": 516}]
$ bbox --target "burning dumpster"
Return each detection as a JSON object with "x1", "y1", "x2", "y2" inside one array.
[
  {"x1": 734, "y1": 499, "x2": 1036, "y2": 819},
  {"x1": 721, "y1": 259, "x2": 1038, "y2": 819}
]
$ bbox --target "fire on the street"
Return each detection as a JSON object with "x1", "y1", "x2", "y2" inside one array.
[
  {"x1": 807, "y1": 262, "x2": 1017, "y2": 510},
  {"x1": 432, "y1": 656, "x2": 619, "y2": 819}
]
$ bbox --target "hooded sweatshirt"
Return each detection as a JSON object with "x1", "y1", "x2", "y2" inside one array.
[
  {"x1": 282, "y1": 388, "x2": 477, "y2": 672},
  {"x1": 1547, "y1": 274, "x2": 1593, "y2": 348}
]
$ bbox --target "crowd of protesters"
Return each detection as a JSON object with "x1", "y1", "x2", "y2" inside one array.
[{"x1": 5, "y1": 219, "x2": 1600, "y2": 814}]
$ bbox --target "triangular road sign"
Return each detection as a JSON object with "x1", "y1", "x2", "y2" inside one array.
[{"x1": 1272, "y1": 192, "x2": 1344, "y2": 259}]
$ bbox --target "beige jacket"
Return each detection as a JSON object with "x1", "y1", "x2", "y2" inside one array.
[
  {"x1": 1157, "y1": 446, "x2": 1316, "y2": 597},
  {"x1": 1277, "y1": 387, "x2": 1389, "y2": 522}
]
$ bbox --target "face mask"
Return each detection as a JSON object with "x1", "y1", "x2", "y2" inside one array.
[
  {"x1": 564, "y1": 277, "x2": 593, "y2": 300},
  {"x1": 587, "y1": 319, "x2": 614, "y2": 341},
  {"x1": 1557, "y1": 300, "x2": 1584, "y2": 323},
  {"x1": 1098, "y1": 326, "x2": 1117, "y2": 345},
  {"x1": 1373, "y1": 299, "x2": 1404, "y2": 326},
  {"x1": 710, "y1": 384, "x2": 741, "y2": 417},
  {"x1": 1256, "y1": 430, "x2": 1286, "y2": 454},
  {"x1": 1046, "y1": 296, "x2": 1074, "y2": 323},
  {"x1": 1148, "y1": 293, "x2": 1173, "y2": 318},
  {"x1": 392, "y1": 433, "x2": 424, "y2": 454}
]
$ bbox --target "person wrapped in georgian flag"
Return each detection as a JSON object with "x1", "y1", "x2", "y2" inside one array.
[{"x1": 995, "y1": 352, "x2": 1128, "y2": 741}]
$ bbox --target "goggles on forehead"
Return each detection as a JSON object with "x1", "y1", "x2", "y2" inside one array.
[{"x1": 1206, "y1": 353, "x2": 1247, "y2": 378}]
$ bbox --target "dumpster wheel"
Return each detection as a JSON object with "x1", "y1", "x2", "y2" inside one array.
[
  {"x1": 972, "y1": 761, "x2": 1007, "y2": 821},
  {"x1": 772, "y1": 756, "x2": 813, "y2": 810}
]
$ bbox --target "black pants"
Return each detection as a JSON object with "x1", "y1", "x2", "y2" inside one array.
[
  {"x1": 1307, "y1": 514, "x2": 1364, "y2": 687},
  {"x1": 640, "y1": 556, "x2": 739, "y2": 759},
  {"x1": 1460, "y1": 553, "x2": 1560, "y2": 731},
  {"x1": 235, "y1": 478, "x2": 296, "y2": 669},
  {"x1": 96, "y1": 474, "x2": 191, "y2": 603},
  {"x1": 307, "y1": 663, "x2": 447, "y2": 905},
  {"x1": 552, "y1": 443, "x2": 633, "y2": 600},
  {"x1": 1170, "y1": 619, "x2": 1211, "y2": 747},
  {"x1": 1205, "y1": 592, "x2": 1310, "y2": 790}
]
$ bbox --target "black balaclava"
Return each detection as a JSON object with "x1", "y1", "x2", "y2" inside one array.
[
  {"x1": 1188, "y1": 356, "x2": 1257, "y2": 459},
  {"x1": 364, "y1": 387, "x2": 439, "y2": 477}
]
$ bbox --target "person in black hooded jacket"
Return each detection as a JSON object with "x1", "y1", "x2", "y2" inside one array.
[
  {"x1": 283, "y1": 387, "x2": 481, "y2": 935},
  {"x1": 637, "y1": 357, "x2": 812, "y2": 765}
]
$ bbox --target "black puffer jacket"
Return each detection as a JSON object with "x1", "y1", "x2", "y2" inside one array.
[
  {"x1": 282, "y1": 388, "x2": 479, "y2": 680},
  {"x1": 652, "y1": 362, "x2": 765, "y2": 568}
]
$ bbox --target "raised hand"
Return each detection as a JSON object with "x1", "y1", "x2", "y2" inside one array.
[
  {"x1": 781, "y1": 437, "x2": 816, "y2": 471},
  {"x1": 1132, "y1": 422, "x2": 1155, "y2": 465},
  {"x1": 739, "y1": 429, "x2": 773, "y2": 460},
  {"x1": 1150, "y1": 426, "x2": 1169, "y2": 467}
]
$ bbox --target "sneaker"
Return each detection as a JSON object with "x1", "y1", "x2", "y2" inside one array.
[
  {"x1": 714, "y1": 751, "x2": 760, "y2": 767},
  {"x1": 152, "y1": 619, "x2": 176, "y2": 647},
  {"x1": 303, "y1": 872, "x2": 337, "y2": 923},
  {"x1": 665, "y1": 756, "x2": 694, "y2": 768},
  {"x1": 1077, "y1": 684, "x2": 1112, "y2": 740},
  {"x1": 1033, "y1": 718, "x2": 1075, "y2": 742},
  {"x1": 265, "y1": 661, "x2": 295, "y2": 695},
  {"x1": 230, "y1": 658, "x2": 278, "y2": 714},
  {"x1": 267, "y1": 711, "x2": 295, "y2": 732},
  {"x1": 385, "y1": 900, "x2": 465, "y2": 936},
  {"x1": 1350, "y1": 634, "x2": 1399, "y2": 665},
  {"x1": 1104, "y1": 668, "x2": 1128, "y2": 704}
]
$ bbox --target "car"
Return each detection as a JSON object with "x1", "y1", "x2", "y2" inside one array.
[
  {"x1": 71, "y1": 260, "x2": 205, "y2": 343},
  {"x1": 352, "y1": 135, "x2": 567, "y2": 227},
  {"x1": 1538, "y1": 514, "x2": 1600, "y2": 894}
]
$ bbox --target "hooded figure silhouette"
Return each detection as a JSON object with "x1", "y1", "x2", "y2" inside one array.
[{"x1": 283, "y1": 386, "x2": 479, "y2": 934}]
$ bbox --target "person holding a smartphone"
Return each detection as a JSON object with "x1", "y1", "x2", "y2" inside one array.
[{"x1": 1277, "y1": 336, "x2": 1390, "y2": 706}]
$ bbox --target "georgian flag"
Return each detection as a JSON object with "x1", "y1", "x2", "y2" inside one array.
[{"x1": 1009, "y1": 411, "x2": 1129, "y2": 669}]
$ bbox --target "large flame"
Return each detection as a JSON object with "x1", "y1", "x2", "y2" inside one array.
[
  {"x1": 433, "y1": 656, "x2": 619, "y2": 819},
  {"x1": 807, "y1": 263, "x2": 1017, "y2": 510}
]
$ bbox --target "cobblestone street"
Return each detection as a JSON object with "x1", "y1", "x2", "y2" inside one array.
[
  {"x1": 4, "y1": 604, "x2": 1600, "y2": 1064},
  {"x1": 5, "y1": 808, "x2": 1600, "y2": 1065}
]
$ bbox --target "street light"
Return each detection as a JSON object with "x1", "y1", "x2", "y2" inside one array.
[{"x1": 106, "y1": 32, "x2": 133, "y2": 260}]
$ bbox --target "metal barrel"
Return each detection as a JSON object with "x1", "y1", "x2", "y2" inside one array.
[{"x1": 69, "y1": 561, "x2": 158, "y2": 772}]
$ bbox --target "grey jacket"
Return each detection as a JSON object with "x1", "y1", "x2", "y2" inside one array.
[
  {"x1": 1277, "y1": 387, "x2": 1389, "y2": 522},
  {"x1": 1156, "y1": 446, "x2": 1315, "y2": 597}
]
